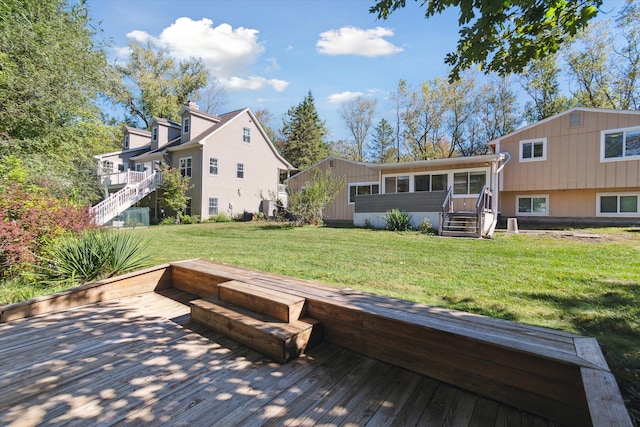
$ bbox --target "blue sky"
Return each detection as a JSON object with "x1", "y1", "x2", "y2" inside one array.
[{"x1": 88, "y1": 0, "x2": 626, "y2": 141}]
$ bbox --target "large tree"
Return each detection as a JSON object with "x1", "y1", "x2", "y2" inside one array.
[
  {"x1": 281, "y1": 92, "x2": 330, "y2": 169},
  {"x1": 370, "y1": 0, "x2": 602, "y2": 80},
  {"x1": 109, "y1": 40, "x2": 209, "y2": 128},
  {"x1": 369, "y1": 118, "x2": 396, "y2": 163},
  {"x1": 519, "y1": 54, "x2": 570, "y2": 123},
  {"x1": 339, "y1": 96, "x2": 378, "y2": 162}
]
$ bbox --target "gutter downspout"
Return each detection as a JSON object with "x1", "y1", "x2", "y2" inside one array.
[{"x1": 488, "y1": 153, "x2": 511, "y2": 236}]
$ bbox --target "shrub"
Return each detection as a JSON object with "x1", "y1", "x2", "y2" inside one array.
[
  {"x1": 178, "y1": 214, "x2": 200, "y2": 224},
  {"x1": 419, "y1": 218, "x2": 437, "y2": 235},
  {"x1": 206, "y1": 213, "x2": 231, "y2": 223},
  {"x1": 42, "y1": 230, "x2": 150, "y2": 285},
  {"x1": 287, "y1": 169, "x2": 345, "y2": 226},
  {"x1": 160, "y1": 217, "x2": 177, "y2": 225},
  {"x1": 383, "y1": 209, "x2": 413, "y2": 231}
]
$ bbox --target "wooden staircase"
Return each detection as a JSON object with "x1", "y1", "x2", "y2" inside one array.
[
  {"x1": 441, "y1": 212, "x2": 479, "y2": 238},
  {"x1": 190, "y1": 280, "x2": 322, "y2": 363}
]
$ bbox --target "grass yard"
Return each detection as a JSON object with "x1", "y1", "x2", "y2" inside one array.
[
  {"x1": 128, "y1": 221, "x2": 640, "y2": 422},
  {"x1": 2, "y1": 221, "x2": 638, "y2": 421}
]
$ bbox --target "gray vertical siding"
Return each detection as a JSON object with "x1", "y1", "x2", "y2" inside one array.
[{"x1": 355, "y1": 191, "x2": 448, "y2": 213}]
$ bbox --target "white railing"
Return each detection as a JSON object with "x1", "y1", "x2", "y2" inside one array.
[{"x1": 91, "y1": 172, "x2": 162, "y2": 226}]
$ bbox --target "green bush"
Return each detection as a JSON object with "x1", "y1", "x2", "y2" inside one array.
[
  {"x1": 42, "y1": 230, "x2": 151, "y2": 285},
  {"x1": 419, "y1": 218, "x2": 436, "y2": 235},
  {"x1": 160, "y1": 217, "x2": 177, "y2": 225},
  {"x1": 383, "y1": 209, "x2": 413, "y2": 231},
  {"x1": 178, "y1": 214, "x2": 200, "y2": 224}
]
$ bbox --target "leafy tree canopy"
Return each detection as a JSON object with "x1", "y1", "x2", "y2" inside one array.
[{"x1": 370, "y1": 0, "x2": 602, "y2": 81}]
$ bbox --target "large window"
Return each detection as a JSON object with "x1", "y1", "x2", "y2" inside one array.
[
  {"x1": 348, "y1": 182, "x2": 379, "y2": 204},
  {"x1": 243, "y1": 127, "x2": 251, "y2": 143},
  {"x1": 597, "y1": 193, "x2": 639, "y2": 216},
  {"x1": 384, "y1": 176, "x2": 409, "y2": 193},
  {"x1": 519, "y1": 138, "x2": 547, "y2": 162},
  {"x1": 414, "y1": 174, "x2": 448, "y2": 192},
  {"x1": 179, "y1": 157, "x2": 192, "y2": 177},
  {"x1": 209, "y1": 157, "x2": 219, "y2": 175},
  {"x1": 236, "y1": 162, "x2": 244, "y2": 179},
  {"x1": 517, "y1": 195, "x2": 549, "y2": 216},
  {"x1": 208, "y1": 198, "x2": 218, "y2": 216},
  {"x1": 602, "y1": 127, "x2": 640, "y2": 161},
  {"x1": 101, "y1": 160, "x2": 114, "y2": 174},
  {"x1": 453, "y1": 171, "x2": 485, "y2": 195}
]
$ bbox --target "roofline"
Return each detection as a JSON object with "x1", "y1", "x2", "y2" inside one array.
[
  {"x1": 94, "y1": 146, "x2": 150, "y2": 159},
  {"x1": 288, "y1": 156, "x2": 371, "y2": 180},
  {"x1": 367, "y1": 153, "x2": 506, "y2": 171},
  {"x1": 489, "y1": 107, "x2": 640, "y2": 145}
]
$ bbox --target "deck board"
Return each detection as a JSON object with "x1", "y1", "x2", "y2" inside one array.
[{"x1": 1, "y1": 289, "x2": 555, "y2": 426}]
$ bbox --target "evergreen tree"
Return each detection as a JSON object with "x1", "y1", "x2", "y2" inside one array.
[
  {"x1": 281, "y1": 92, "x2": 330, "y2": 169},
  {"x1": 369, "y1": 119, "x2": 395, "y2": 163}
]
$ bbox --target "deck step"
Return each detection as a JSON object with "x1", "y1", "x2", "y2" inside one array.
[
  {"x1": 218, "y1": 280, "x2": 305, "y2": 323},
  {"x1": 190, "y1": 297, "x2": 322, "y2": 363}
]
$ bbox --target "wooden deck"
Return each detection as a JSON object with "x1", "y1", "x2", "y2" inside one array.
[{"x1": 1, "y1": 288, "x2": 554, "y2": 426}]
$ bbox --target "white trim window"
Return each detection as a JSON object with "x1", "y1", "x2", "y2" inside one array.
[
  {"x1": 208, "y1": 197, "x2": 218, "y2": 216},
  {"x1": 183, "y1": 117, "x2": 190, "y2": 134},
  {"x1": 348, "y1": 182, "x2": 379, "y2": 204},
  {"x1": 453, "y1": 171, "x2": 486, "y2": 195},
  {"x1": 384, "y1": 175, "x2": 409, "y2": 193},
  {"x1": 601, "y1": 126, "x2": 640, "y2": 161},
  {"x1": 179, "y1": 157, "x2": 192, "y2": 177},
  {"x1": 236, "y1": 162, "x2": 244, "y2": 179},
  {"x1": 101, "y1": 160, "x2": 114, "y2": 174},
  {"x1": 135, "y1": 163, "x2": 144, "y2": 172},
  {"x1": 519, "y1": 138, "x2": 547, "y2": 162},
  {"x1": 597, "y1": 192, "x2": 639, "y2": 216},
  {"x1": 209, "y1": 157, "x2": 219, "y2": 176},
  {"x1": 124, "y1": 134, "x2": 129, "y2": 149},
  {"x1": 152, "y1": 126, "x2": 158, "y2": 142},
  {"x1": 414, "y1": 173, "x2": 448, "y2": 192},
  {"x1": 242, "y1": 127, "x2": 251, "y2": 143},
  {"x1": 516, "y1": 195, "x2": 549, "y2": 216}
]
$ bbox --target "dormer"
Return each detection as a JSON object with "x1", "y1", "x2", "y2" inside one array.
[
  {"x1": 179, "y1": 100, "x2": 220, "y2": 144},
  {"x1": 123, "y1": 126, "x2": 151, "y2": 151},
  {"x1": 149, "y1": 117, "x2": 181, "y2": 150}
]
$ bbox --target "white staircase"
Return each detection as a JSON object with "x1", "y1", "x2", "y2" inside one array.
[{"x1": 91, "y1": 171, "x2": 161, "y2": 226}]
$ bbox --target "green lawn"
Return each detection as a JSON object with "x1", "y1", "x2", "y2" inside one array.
[
  {"x1": 3, "y1": 221, "x2": 639, "y2": 420},
  {"x1": 129, "y1": 221, "x2": 640, "y2": 421}
]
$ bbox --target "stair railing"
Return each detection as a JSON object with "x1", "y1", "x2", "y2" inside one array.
[
  {"x1": 475, "y1": 186, "x2": 493, "y2": 237},
  {"x1": 439, "y1": 186, "x2": 454, "y2": 235}
]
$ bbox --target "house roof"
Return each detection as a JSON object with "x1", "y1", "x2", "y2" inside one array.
[
  {"x1": 94, "y1": 145, "x2": 150, "y2": 159},
  {"x1": 489, "y1": 107, "x2": 640, "y2": 145},
  {"x1": 124, "y1": 126, "x2": 151, "y2": 137},
  {"x1": 367, "y1": 153, "x2": 506, "y2": 171}
]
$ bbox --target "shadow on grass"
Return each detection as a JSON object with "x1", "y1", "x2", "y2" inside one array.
[
  {"x1": 440, "y1": 295, "x2": 519, "y2": 321},
  {"x1": 515, "y1": 281, "x2": 640, "y2": 424}
]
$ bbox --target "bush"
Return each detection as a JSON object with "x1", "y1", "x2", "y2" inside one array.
[
  {"x1": 419, "y1": 218, "x2": 436, "y2": 235},
  {"x1": 178, "y1": 214, "x2": 200, "y2": 224},
  {"x1": 383, "y1": 209, "x2": 413, "y2": 231},
  {"x1": 160, "y1": 217, "x2": 177, "y2": 225},
  {"x1": 206, "y1": 213, "x2": 232, "y2": 223},
  {"x1": 42, "y1": 230, "x2": 151, "y2": 285}
]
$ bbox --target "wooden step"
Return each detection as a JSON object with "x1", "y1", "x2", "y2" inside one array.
[
  {"x1": 190, "y1": 297, "x2": 322, "y2": 363},
  {"x1": 218, "y1": 280, "x2": 305, "y2": 323}
]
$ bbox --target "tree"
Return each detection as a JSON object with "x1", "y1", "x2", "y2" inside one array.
[
  {"x1": 109, "y1": 40, "x2": 209, "y2": 128},
  {"x1": 519, "y1": 54, "x2": 570, "y2": 123},
  {"x1": 476, "y1": 76, "x2": 522, "y2": 146},
  {"x1": 159, "y1": 164, "x2": 192, "y2": 222},
  {"x1": 281, "y1": 91, "x2": 330, "y2": 169},
  {"x1": 390, "y1": 79, "x2": 410, "y2": 162},
  {"x1": 370, "y1": 0, "x2": 602, "y2": 81},
  {"x1": 201, "y1": 79, "x2": 227, "y2": 115},
  {"x1": 287, "y1": 168, "x2": 345, "y2": 226},
  {"x1": 339, "y1": 96, "x2": 378, "y2": 162},
  {"x1": 369, "y1": 119, "x2": 396, "y2": 163},
  {"x1": 254, "y1": 108, "x2": 279, "y2": 145}
]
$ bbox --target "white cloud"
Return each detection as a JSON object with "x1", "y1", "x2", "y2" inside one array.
[
  {"x1": 126, "y1": 17, "x2": 265, "y2": 79},
  {"x1": 328, "y1": 91, "x2": 364, "y2": 104},
  {"x1": 220, "y1": 76, "x2": 290, "y2": 92},
  {"x1": 317, "y1": 26, "x2": 403, "y2": 57}
]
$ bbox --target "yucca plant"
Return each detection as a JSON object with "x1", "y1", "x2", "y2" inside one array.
[
  {"x1": 42, "y1": 230, "x2": 150, "y2": 285},
  {"x1": 383, "y1": 209, "x2": 413, "y2": 231}
]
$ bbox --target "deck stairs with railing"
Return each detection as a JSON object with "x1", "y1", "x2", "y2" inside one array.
[
  {"x1": 91, "y1": 171, "x2": 161, "y2": 226},
  {"x1": 440, "y1": 186, "x2": 494, "y2": 238}
]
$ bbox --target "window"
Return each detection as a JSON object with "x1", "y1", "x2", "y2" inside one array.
[
  {"x1": 135, "y1": 163, "x2": 144, "y2": 172},
  {"x1": 124, "y1": 134, "x2": 129, "y2": 149},
  {"x1": 183, "y1": 117, "x2": 189, "y2": 134},
  {"x1": 208, "y1": 198, "x2": 218, "y2": 216},
  {"x1": 597, "y1": 193, "x2": 639, "y2": 216},
  {"x1": 236, "y1": 162, "x2": 244, "y2": 179},
  {"x1": 414, "y1": 174, "x2": 448, "y2": 192},
  {"x1": 179, "y1": 157, "x2": 192, "y2": 177},
  {"x1": 243, "y1": 127, "x2": 251, "y2": 143},
  {"x1": 117, "y1": 164, "x2": 125, "y2": 172},
  {"x1": 569, "y1": 111, "x2": 582, "y2": 127},
  {"x1": 101, "y1": 160, "x2": 114, "y2": 174},
  {"x1": 517, "y1": 195, "x2": 549, "y2": 216},
  {"x1": 209, "y1": 157, "x2": 219, "y2": 175},
  {"x1": 384, "y1": 176, "x2": 409, "y2": 193},
  {"x1": 520, "y1": 138, "x2": 547, "y2": 162},
  {"x1": 184, "y1": 198, "x2": 192, "y2": 216},
  {"x1": 453, "y1": 172, "x2": 486, "y2": 195},
  {"x1": 348, "y1": 183, "x2": 380, "y2": 204},
  {"x1": 152, "y1": 127, "x2": 158, "y2": 142},
  {"x1": 602, "y1": 127, "x2": 640, "y2": 161}
]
